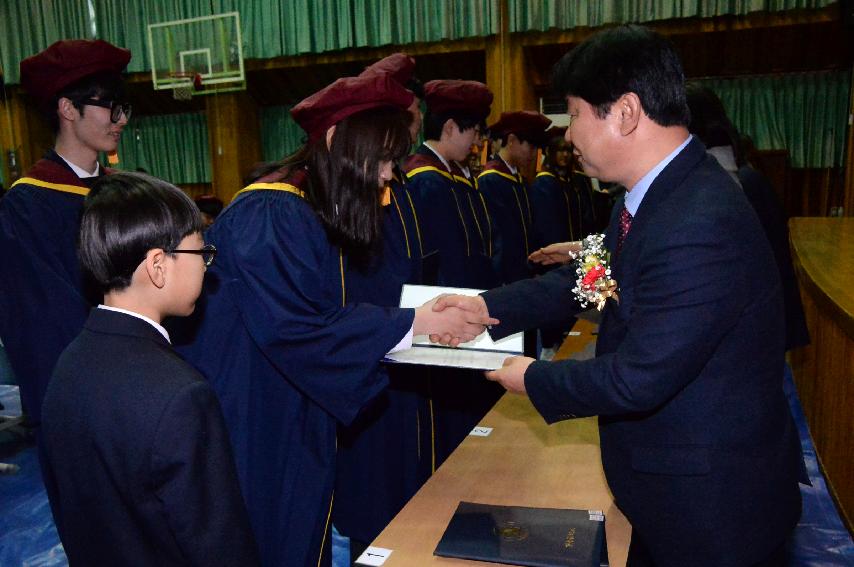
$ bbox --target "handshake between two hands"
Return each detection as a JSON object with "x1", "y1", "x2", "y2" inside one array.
[
  {"x1": 413, "y1": 294, "x2": 533, "y2": 395},
  {"x1": 413, "y1": 294, "x2": 497, "y2": 347}
]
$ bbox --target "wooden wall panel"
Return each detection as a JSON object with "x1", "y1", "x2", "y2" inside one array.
[{"x1": 1, "y1": 91, "x2": 53, "y2": 183}]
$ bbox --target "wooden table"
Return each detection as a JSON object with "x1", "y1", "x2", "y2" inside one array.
[
  {"x1": 789, "y1": 217, "x2": 854, "y2": 532},
  {"x1": 369, "y1": 319, "x2": 631, "y2": 566}
]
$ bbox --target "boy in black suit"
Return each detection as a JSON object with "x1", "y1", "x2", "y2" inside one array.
[{"x1": 40, "y1": 172, "x2": 260, "y2": 566}]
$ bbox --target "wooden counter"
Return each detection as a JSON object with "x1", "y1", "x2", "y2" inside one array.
[
  {"x1": 789, "y1": 217, "x2": 854, "y2": 532},
  {"x1": 369, "y1": 319, "x2": 630, "y2": 566}
]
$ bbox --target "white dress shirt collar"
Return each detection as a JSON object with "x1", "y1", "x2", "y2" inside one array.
[
  {"x1": 499, "y1": 155, "x2": 518, "y2": 176},
  {"x1": 97, "y1": 305, "x2": 171, "y2": 343},
  {"x1": 56, "y1": 152, "x2": 100, "y2": 178},
  {"x1": 624, "y1": 135, "x2": 692, "y2": 216},
  {"x1": 423, "y1": 142, "x2": 452, "y2": 172}
]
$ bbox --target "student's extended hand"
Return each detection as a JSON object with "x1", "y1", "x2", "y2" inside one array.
[
  {"x1": 414, "y1": 296, "x2": 498, "y2": 347},
  {"x1": 485, "y1": 356, "x2": 535, "y2": 395},
  {"x1": 425, "y1": 294, "x2": 498, "y2": 347},
  {"x1": 528, "y1": 241, "x2": 582, "y2": 265}
]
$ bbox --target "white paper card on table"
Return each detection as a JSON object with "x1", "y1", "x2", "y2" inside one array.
[
  {"x1": 355, "y1": 546, "x2": 393, "y2": 566},
  {"x1": 469, "y1": 426, "x2": 493, "y2": 437},
  {"x1": 384, "y1": 284, "x2": 524, "y2": 371}
]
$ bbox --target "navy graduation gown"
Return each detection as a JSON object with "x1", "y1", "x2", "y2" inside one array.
[
  {"x1": 0, "y1": 152, "x2": 102, "y2": 425},
  {"x1": 451, "y1": 164, "x2": 497, "y2": 289},
  {"x1": 530, "y1": 170, "x2": 576, "y2": 247},
  {"x1": 404, "y1": 150, "x2": 504, "y2": 466},
  {"x1": 530, "y1": 169, "x2": 609, "y2": 249},
  {"x1": 334, "y1": 172, "x2": 435, "y2": 544},
  {"x1": 173, "y1": 178, "x2": 414, "y2": 567},
  {"x1": 477, "y1": 159, "x2": 534, "y2": 285},
  {"x1": 528, "y1": 170, "x2": 582, "y2": 347},
  {"x1": 404, "y1": 146, "x2": 491, "y2": 288}
]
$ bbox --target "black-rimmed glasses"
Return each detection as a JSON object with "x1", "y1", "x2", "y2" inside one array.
[
  {"x1": 80, "y1": 99, "x2": 132, "y2": 123},
  {"x1": 169, "y1": 244, "x2": 217, "y2": 267}
]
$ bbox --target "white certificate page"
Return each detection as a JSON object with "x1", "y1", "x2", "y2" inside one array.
[{"x1": 384, "y1": 285, "x2": 524, "y2": 371}]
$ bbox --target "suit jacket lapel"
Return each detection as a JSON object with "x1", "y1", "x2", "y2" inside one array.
[{"x1": 613, "y1": 138, "x2": 707, "y2": 266}]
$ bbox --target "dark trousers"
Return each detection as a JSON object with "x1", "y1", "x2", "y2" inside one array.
[{"x1": 627, "y1": 533, "x2": 789, "y2": 567}]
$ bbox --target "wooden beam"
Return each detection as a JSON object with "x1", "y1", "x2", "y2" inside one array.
[
  {"x1": 844, "y1": 71, "x2": 854, "y2": 217},
  {"x1": 206, "y1": 92, "x2": 262, "y2": 203},
  {"x1": 245, "y1": 37, "x2": 488, "y2": 73},
  {"x1": 485, "y1": 0, "x2": 536, "y2": 121},
  {"x1": 518, "y1": 4, "x2": 840, "y2": 47}
]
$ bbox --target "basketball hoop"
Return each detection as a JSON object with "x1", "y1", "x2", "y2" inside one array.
[
  {"x1": 148, "y1": 12, "x2": 245, "y2": 98},
  {"x1": 167, "y1": 72, "x2": 201, "y2": 101}
]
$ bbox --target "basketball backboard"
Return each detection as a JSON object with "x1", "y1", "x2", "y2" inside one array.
[{"x1": 148, "y1": 11, "x2": 245, "y2": 97}]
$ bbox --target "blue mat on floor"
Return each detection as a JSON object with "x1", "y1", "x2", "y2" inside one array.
[
  {"x1": 783, "y1": 366, "x2": 854, "y2": 565},
  {"x1": 1, "y1": 371, "x2": 852, "y2": 566}
]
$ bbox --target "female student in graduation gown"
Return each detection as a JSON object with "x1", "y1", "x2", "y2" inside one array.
[
  {"x1": 173, "y1": 74, "x2": 494, "y2": 567},
  {"x1": 334, "y1": 54, "x2": 436, "y2": 556}
]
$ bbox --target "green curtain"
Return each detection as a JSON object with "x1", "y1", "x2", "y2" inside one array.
[
  {"x1": 1, "y1": 0, "x2": 498, "y2": 84},
  {"x1": 509, "y1": 0, "x2": 838, "y2": 32},
  {"x1": 116, "y1": 112, "x2": 211, "y2": 183},
  {"x1": 0, "y1": 0, "x2": 93, "y2": 85},
  {"x1": 260, "y1": 105, "x2": 306, "y2": 163},
  {"x1": 697, "y1": 70, "x2": 850, "y2": 168},
  {"x1": 93, "y1": 0, "x2": 215, "y2": 76},
  {"x1": 215, "y1": 0, "x2": 497, "y2": 59}
]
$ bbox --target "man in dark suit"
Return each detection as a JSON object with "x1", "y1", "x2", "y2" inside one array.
[
  {"x1": 41, "y1": 172, "x2": 259, "y2": 566},
  {"x1": 434, "y1": 25, "x2": 802, "y2": 567}
]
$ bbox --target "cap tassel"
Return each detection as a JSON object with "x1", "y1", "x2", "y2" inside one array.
[
  {"x1": 107, "y1": 151, "x2": 119, "y2": 165},
  {"x1": 480, "y1": 141, "x2": 489, "y2": 166},
  {"x1": 380, "y1": 185, "x2": 391, "y2": 207},
  {"x1": 535, "y1": 148, "x2": 543, "y2": 172}
]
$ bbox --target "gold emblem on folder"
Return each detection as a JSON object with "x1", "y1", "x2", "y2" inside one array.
[{"x1": 494, "y1": 521, "x2": 529, "y2": 541}]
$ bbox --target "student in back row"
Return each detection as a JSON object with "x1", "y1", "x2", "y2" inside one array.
[
  {"x1": 0, "y1": 39, "x2": 131, "y2": 427},
  {"x1": 40, "y1": 172, "x2": 260, "y2": 566},
  {"x1": 530, "y1": 126, "x2": 604, "y2": 250},
  {"x1": 404, "y1": 79, "x2": 494, "y2": 288},
  {"x1": 478, "y1": 110, "x2": 551, "y2": 286}
]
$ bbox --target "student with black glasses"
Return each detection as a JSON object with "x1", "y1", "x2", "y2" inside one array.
[
  {"x1": 41, "y1": 172, "x2": 260, "y2": 567},
  {"x1": 0, "y1": 39, "x2": 132, "y2": 427}
]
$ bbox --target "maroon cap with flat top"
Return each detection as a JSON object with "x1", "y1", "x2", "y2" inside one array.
[
  {"x1": 360, "y1": 53, "x2": 416, "y2": 87},
  {"x1": 20, "y1": 39, "x2": 131, "y2": 109},
  {"x1": 291, "y1": 73, "x2": 415, "y2": 142},
  {"x1": 423, "y1": 80, "x2": 492, "y2": 121},
  {"x1": 489, "y1": 111, "x2": 552, "y2": 146}
]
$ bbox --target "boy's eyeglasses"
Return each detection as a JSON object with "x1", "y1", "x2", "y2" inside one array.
[
  {"x1": 169, "y1": 244, "x2": 217, "y2": 267},
  {"x1": 79, "y1": 99, "x2": 132, "y2": 123}
]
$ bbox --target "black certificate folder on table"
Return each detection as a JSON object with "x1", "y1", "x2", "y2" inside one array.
[
  {"x1": 384, "y1": 284, "x2": 524, "y2": 371},
  {"x1": 434, "y1": 502, "x2": 608, "y2": 567}
]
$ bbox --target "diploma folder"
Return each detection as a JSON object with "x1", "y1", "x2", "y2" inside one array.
[
  {"x1": 434, "y1": 501, "x2": 608, "y2": 567},
  {"x1": 384, "y1": 285, "x2": 524, "y2": 371}
]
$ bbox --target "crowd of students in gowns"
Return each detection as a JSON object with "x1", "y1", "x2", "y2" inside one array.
[
  {"x1": 0, "y1": 40, "x2": 609, "y2": 567},
  {"x1": 0, "y1": 24, "x2": 820, "y2": 566}
]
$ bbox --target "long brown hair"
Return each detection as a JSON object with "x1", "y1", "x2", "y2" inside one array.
[{"x1": 248, "y1": 106, "x2": 411, "y2": 253}]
